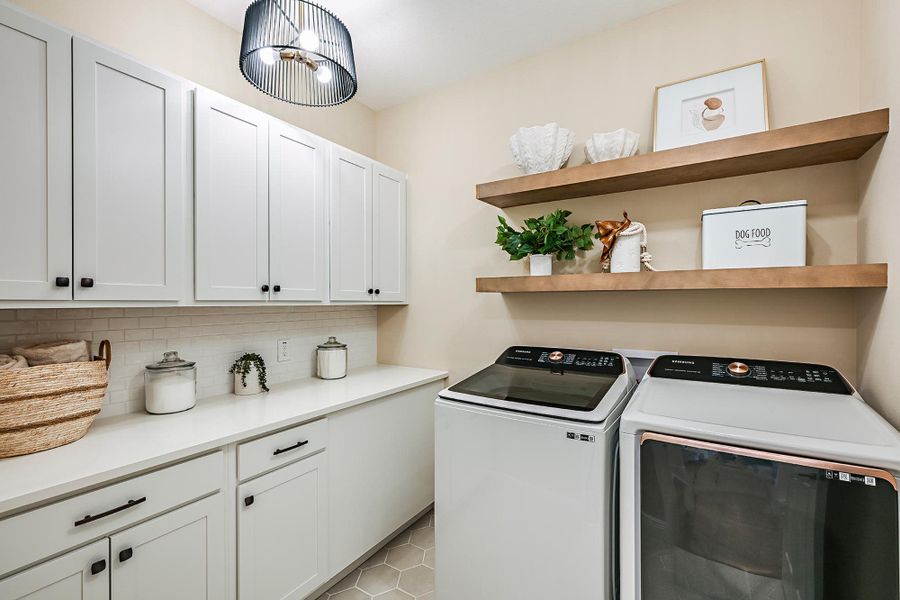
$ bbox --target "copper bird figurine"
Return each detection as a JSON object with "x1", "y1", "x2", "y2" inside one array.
[{"x1": 595, "y1": 211, "x2": 632, "y2": 264}]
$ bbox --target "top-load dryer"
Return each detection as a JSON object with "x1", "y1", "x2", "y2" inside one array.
[{"x1": 620, "y1": 354, "x2": 900, "y2": 600}]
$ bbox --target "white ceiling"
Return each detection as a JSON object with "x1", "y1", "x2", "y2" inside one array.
[{"x1": 186, "y1": 0, "x2": 685, "y2": 110}]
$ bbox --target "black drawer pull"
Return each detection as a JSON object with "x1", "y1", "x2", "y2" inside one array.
[
  {"x1": 55, "y1": 276, "x2": 70, "y2": 287},
  {"x1": 244, "y1": 495, "x2": 255, "y2": 507},
  {"x1": 80, "y1": 277, "x2": 94, "y2": 288},
  {"x1": 374, "y1": 289, "x2": 380, "y2": 295},
  {"x1": 367, "y1": 288, "x2": 374, "y2": 294},
  {"x1": 273, "y1": 440, "x2": 309, "y2": 456},
  {"x1": 273, "y1": 285, "x2": 281, "y2": 292},
  {"x1": 74, "y1": 497, "x2": 146, "y2": 527},
  {"x1": 119, "y1": 548, "x2": 133, "y2": 563},
  {"x1": 90, "y1": 559, "x2": 106, "y2": 575},
  {"x1": 261, "y1": 284, "x2": 270, "y2": 292}
]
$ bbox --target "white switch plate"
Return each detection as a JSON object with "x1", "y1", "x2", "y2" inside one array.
[{"x1": 277, "y1": 339, "x2": 290, "y2": 362}]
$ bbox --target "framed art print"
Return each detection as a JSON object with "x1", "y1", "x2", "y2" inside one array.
[{"x1": 653, "y1": 59, "x2": 769, "y2": 151}]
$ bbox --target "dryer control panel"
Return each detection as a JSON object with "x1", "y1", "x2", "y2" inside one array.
[
  {"x1": 498, "y1": 346, "x2": 623, "y2": 375},
  {"x1": 649, "y1": 355, "x2": 852, "y2": 394}
]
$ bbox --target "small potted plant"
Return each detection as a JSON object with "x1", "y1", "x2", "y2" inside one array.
[
  {"x1": 494, "y1": 209, "x2": 595, "y2": 275},
  {"x1": 230, "y1": 353, "x2": 269, "y2": 396}
]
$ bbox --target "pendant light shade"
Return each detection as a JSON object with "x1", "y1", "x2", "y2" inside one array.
[{"x1": 240, "y1": 0, "x2": 357, "y2": 107}]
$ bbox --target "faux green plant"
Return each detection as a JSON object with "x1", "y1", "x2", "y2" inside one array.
[
  {"x1": 495, "y1": 209, "x2": 595, "y2": 261},
  {"x1": 229, "y1": 353, "x2": 270, "y2": 392}
]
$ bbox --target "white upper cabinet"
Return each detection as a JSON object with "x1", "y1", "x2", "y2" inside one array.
[
  {"x1": 330, "y1": 147, "x2": 407, "y2": 303},
  {"x1": 373, "y1": 163, "x2": 408, "y2": 303},
  {"x1": 195, "y1": 89, "x2": 270, "y2": 301},
  {"x1": 0, "y1": 539, "x2": 108, "y2": 600},
  {"x1": 0, "y1": 5, "x2": 72, "y2": 301},
  {"x1": 330, "y1": 146, "x2": 373, "y2": 301},
  {"x1": 73, "y1": 38, "x2": 186, "y2": 301},
  {"x1": 110, "y1": 494, "x2": 225, "y2": 600},
  {"x1": 269, "y1": 121, "x2": 329, "y2": 303}
]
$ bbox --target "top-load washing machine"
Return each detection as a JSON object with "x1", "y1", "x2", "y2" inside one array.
[
  {"x1": 435, "y1": 346, "x2": 636, "y2": 600},
  {"x1": 620, "y1": 354, "x2": 900, "y2": 600}
]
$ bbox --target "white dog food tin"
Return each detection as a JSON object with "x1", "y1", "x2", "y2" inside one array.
[{"x1": 702, "y1": 200, "x2": 807, "y2": 269}]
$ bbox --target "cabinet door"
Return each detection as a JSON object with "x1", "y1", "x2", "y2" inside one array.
[
  {"x1": 329, "y1": 146, "x2": 373, "y2": 302},
  {"x1": 269, "y1": 121, "x2": 328, "y2": 302},
  {"x1": 195, "y1": 88, "x2": 269, "y2": 301},
  {"x1": 0, "y1": 539, "x2": 108, "y2": 600},
  {"x1": 110, "y1": 493, "x2": 224, "y2": 600},
  {"x1": 238, "y1": 452, "x2": 328, "y2": 600},
  {"x1": 73, "y1": 38, "x2": 185, "y2": 301},
  {"x1": 0, "y1": 5, "x2": 72, "y2": 301},
  {"x1": 372, "y1": 163, "x2": 407, "y2": 303}
]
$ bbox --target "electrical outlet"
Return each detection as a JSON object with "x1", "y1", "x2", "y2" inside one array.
[{"x1": 277, "y1": 339, "x2": 290, "y2": 362}]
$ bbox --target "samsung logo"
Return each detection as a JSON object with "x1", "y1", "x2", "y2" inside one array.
[
  {"x1": 670, "y1": 359, "x2": 695, "y2": 365},
  {"x1": 514, "y1": 350, "x2": 532, "y2": 354}
]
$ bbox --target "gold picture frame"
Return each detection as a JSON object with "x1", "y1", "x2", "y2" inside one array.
[{"x1": 652, "y1": 59, "x2": 770, "y2": 152}]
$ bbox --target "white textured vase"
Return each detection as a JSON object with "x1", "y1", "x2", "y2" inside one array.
[
  {"x1": 585, "y1": 129, "x2": 640, "y2": 164},
  {"x1": 530, "y1": 254, "x2": 553, "y2": 276},
  {"x1": 234, "y1": 364, "x2": 262, "y2": 396},
  {"x1": 509, "y1": 123, "x2": 575, "y2": 175}
]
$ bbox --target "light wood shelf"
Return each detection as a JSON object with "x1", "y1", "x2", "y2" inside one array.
[
  {"x1": 475, "y1": 264, "x2": 888, "y2": 293},
  {"x1": 476, "y1": 109, "x2": 889, "y2": 208}
]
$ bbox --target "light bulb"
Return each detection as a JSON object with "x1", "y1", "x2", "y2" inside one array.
[
  {"x1": 316, "y1": 64, "x2": 333, "y2": 84},
  {"x1": 298, "y1": 29, "x2": 320, "y2": 52},
  {"x1": 259, "y1": 47, "x2": 278, "y2": 65}
]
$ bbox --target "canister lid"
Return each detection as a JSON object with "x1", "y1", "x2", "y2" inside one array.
[
  {"x1": 146, "y1": 351, "x2": 196, "y2": 371},
  {"x1": 702, "y1": 199, "x2": 807, "y2": 218},
  {"x1": 318, "y1": 336, "x2": 347, "y2": 349}
]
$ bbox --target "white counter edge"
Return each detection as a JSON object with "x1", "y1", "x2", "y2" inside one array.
[{"x1": 0, "y1": 365, "x2": 448, "y2": 517}]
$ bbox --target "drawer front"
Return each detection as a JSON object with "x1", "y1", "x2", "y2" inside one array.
[
  {"x1": 238, "y1": 418, "x2": 327, "y2": 481},
  {"x1": 0, "y1": 451, "x2": 223, "y2": 577}
]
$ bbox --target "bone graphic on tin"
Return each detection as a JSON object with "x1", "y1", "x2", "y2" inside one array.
[{"x1": 734, "y1": 236, "x2": 771, "y2": 249}]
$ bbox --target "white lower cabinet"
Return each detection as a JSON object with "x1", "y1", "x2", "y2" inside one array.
[
  {"x1": 0, "y1": 540, "x2": 108, "y2": 600},
  {"x1": 111, "y1": 493, "x2": 225, "y2": 600},
  {"x1": 237, "y1": 452, "x2": 328, "y2": 600}
]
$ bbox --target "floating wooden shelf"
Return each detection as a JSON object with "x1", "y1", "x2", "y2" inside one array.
[
  {"x1": 475, "y1": 264, "x2": 888, "y2": 293},
  {"x1": 477, "y1": 109, "x2": 889, "y2": 208}
]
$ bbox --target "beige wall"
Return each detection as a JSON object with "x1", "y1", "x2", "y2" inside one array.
[
  {"x1": 857, "y1": 0, "x2": 900, "y2": 425},
  {"x1": 376, "y1": 0, "x2": 866, "y2": 385},
  {"x1": 8, "y1": 0, "x2": 376, "y2": 155}
]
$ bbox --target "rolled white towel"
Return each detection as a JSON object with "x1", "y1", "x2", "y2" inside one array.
[
  {"x1": 12, "y1": 340, "x2": 91, "y2": 366},
  {"x1": 0, "y1": 354, "x2": 28, "y2": 371}
]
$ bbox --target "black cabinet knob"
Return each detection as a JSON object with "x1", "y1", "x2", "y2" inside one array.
[
  {"x1": 273, "y1": 285, "x2": 281, "y2": 293},
  {"x1": 244, "y1": 495, "x2": 255, "y2": 507},
  {"x1": 90, "y1": 559, "x2": 106, "y2": 575},
  {"x1": 119, "y1": 548, "x2": 133, "y2": 563},
  {"x1": 55, "y1": 276, "x2": 70, "y2": 287},
  {"x1": 80, "y1": 277, "x2": 94, "y2": 288},
  {"x1": 261, "y1": 284, "x2": 270, "y2": 292},
  {"x1": 374, "y1": 289, "x2": 380, "y2": 295},
  {"x1": 367, "y1": 288, "x2": 374, "y2": 294}
]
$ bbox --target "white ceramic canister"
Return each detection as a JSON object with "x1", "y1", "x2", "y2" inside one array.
[
  {"x1": 530, "y1": 254, "x2": 553, "y2": 276},
  {"x1": 317, "y1": 337, "x2": 348, "y2": 380},
  {"x1": 610, "y1": 227, "x2": 643, "y2": 273},
  {"x1": 144, "y1": 351, "x2": 197, "y2": 414}
]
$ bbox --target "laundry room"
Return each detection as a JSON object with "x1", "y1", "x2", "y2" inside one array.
[{"x1": 0, "y1": 0, "x2": 898, "y2": 598}]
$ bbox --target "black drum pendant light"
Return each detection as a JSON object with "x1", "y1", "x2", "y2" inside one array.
[{"x1": 240, "y1": 0, "x2": 357, "y2": 107}]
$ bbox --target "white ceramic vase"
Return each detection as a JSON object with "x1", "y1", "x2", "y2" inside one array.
[
  {"x1": 509, "y1": 123, "x2": 575, "y2": 175},
  {"x1": 610, "y1": 230, "x2": 642, "y2": 273},
  {"x1": 234, "y1": 363, "x2": 262, "y2": 396},
  {"x1": 530, "y1": 254, "x2": 553, "y2": 276},
  {"x1": 585, "y1": 129, "x2": 640, "y2": 164}
]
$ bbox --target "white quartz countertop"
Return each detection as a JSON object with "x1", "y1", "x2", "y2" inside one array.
[{"x1": 0, "y1": 365, "x2": 447, "y2": 517}]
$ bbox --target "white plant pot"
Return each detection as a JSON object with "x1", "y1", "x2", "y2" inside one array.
[
  {"x1": 530, "y1": 254, "x2": 553, "y2": 276},
  {"x1": 234, "y1": 363, "x2": 262, "y2": 396}
]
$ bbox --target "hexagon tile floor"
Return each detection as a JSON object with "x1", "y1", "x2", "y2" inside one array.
[{"x1": 318, "y1": 509, "x2": 435, "y2": 600}]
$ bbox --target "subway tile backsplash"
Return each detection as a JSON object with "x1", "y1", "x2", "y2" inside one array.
[{"x1": 0, "y1": 306, "x2": 376, "y2": 418}]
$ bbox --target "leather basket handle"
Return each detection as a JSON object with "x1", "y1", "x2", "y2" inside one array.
[{"x1": 97, "y1": 340, "x2": 112, "y2": 370}]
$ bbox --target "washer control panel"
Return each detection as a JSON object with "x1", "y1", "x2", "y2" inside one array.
[
  {"x1": 649, "y1": 355, "x2": 851, "y2": 394},
  {"x1": 498, "y1": 346, "x2": 623, "y2": 375}
]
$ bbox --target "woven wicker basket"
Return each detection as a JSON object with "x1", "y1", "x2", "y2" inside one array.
[{"x1": 0, "y1": 340, "x2": 111, "y2": 458}]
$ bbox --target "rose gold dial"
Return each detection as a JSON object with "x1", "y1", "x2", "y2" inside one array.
[
  {"x1": 548, "y1": 351, "x2": 564, "y2": 362},
  {"x1": 727, "y1": 361, "x2": 750, "y2": 377}
]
